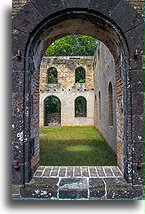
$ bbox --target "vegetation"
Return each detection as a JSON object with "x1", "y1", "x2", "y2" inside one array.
[
  {"x1": 75, "y1": 67, "x2": 86, "y2": 83},
  {"x1": 47, "y1": 67, "x2": 58, "y2": 84},
  {"x1": 39, "y1": 126, "x2": 117, "y2": 166},
  {"x1": 44, "y1": 96, "x2": 61, "y2": 114},
  {"x1": 45, "y1": 35, "x2": 98, "y2": 56}
]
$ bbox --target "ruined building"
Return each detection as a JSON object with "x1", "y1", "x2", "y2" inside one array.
[{"x1": 39, "y1": 43, "x2": 117, "y2": 153}]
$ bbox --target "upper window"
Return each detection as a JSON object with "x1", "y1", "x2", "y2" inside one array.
[
  {"x1": 75, "y1": 96, "x2": 87, "y2": 117},
  {"x1": 108, "y1": 82, "x2": 113, "y2": 126},
  {"x1": 75, "y1": 67, "x2": 86, "y2": 83},
  {"x1": 47, "y1": 67, "x2": 58, "y2": 84}
]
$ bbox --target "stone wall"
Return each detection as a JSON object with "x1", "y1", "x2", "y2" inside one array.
[
  {"x1": 39, "y1": 56, "x2": 95, "y2": 127},
  {"x1": 12, "y1": 0, "x2": 29, "y2": 17},
  {"x1": 45, "y1": 113, "x2": 61, "y2": 127},
  {"x1": 127, "y1": 0, "x2": 144, "y2": 16},
  {"x1": 94, "y1": 43, "x2": 117, "y2": 153},
  {"x1": 12, "y1": 0, "x2": 144, "y2": 17}
]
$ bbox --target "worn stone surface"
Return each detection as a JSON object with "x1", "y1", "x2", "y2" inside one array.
[
  {"x1": 59, "y1": 178, "x2": 88, "y2": 189},
  {"x1": 63, "y1": 0, "x2": 89, "y2": 8},
  {"x1": 12, "y1": 29, "x2": 29, "y2": 71},
  {"x1": 124, "y1": 24, "x2": 143, "y2": 70},
  {"x1": 31, "y1": 0, "x2": 64, "y2": 18},
  {"x1": 131, "y1": 70, "x2": 144, "y2": 93},
  {"x1": 12, "y1": 175, "x2": 143, "y2": 200},
  {"x1": 12, "y1": 2, "x2": 43, "y2": 33},
  {"x1": 12, "y1": 0, "x2": 144, "y2": 18},
  {"x1": 110, "y1": 0, "x2": 143, "y2": 33},
  {"x1": 132, "y1": 93, "x2": 143, "y2": 115},
  {"x1": 88, "y1": 0, "x2": 122, "y2": 17},
  {"x1": 59, "y1": 189, "x2": 88, "y2": 199},
  {"x1": 132, "y1": 141, "x2": 144, "y2": 163},
  {"x1": 104, "y1": 178, "x2": 143, "y2": 199},
  {"x1": 89, "y1": 178, "x2": 105, "y2": 199},
  {"x1": 132, "y1": 115, "x2": 143, "y2": 141}
]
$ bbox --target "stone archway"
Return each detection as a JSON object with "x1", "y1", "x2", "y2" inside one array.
[{"x1": 12, "y1": 0, "x2": 143, "y2": 199}]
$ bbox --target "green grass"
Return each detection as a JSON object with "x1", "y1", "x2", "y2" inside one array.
[{"x1": 39, "y1": 126, "x2": 117, "y2": 166}]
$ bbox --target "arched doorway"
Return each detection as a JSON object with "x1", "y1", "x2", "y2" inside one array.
[
  {"x1": 12, "y1": 0, "x2": 143, "y2": 196},
  {"x1": 44, "y1": 96, "x2": 61, "y2": 127}
]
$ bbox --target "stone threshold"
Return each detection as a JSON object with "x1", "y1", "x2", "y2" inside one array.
[
  {"x1": 13, "y1": 166, "x2": 143, "y2": 200},
  {"x1": 34, "y1": 166, "x2": 123, "y2": 178}
]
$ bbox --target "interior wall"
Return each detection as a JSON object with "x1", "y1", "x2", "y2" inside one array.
[{"x1": 94, "y1": 42, "x2": 117, "y2": 153}]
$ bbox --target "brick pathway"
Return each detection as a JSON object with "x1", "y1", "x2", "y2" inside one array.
[{"x1": 34, "y1": 166, "x2": 123, "y2": 178}]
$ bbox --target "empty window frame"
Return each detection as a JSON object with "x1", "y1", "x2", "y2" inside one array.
[
  {"x1": 75, "y1": 96, "x2": 87, "y2": 117},
  {"x1": 108, "y1": 82, "x2": 113, "y2": 126},
  {"x1": 47, "y1": 67, "x2": 58, "y2": 84},
  {"x1": 75, "y1": 67, "x2": 86, "y2": 83}
]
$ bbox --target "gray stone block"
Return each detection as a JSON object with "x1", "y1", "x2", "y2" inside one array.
[
  {"x1": 31, "y1": 0, "x2": 64, "y2": 18},
  {"x1": 59, "y1": 189, "x2": 88, "y2": 199},
  {"x1": 12, "y1": 2, "x2": 43, "y2": 33},
  {"x1": 63, "y1": 0, "x2": 89, "y2": 8},
  {"x1": 89, "y1": 0, "x2": 122, "y2": 17},
  {"x1": 89, "y1": 178, "x2": 105, "y2": 198},
  {"x1": 110, "y1": 0, "x2": 143, "y2": 33}
]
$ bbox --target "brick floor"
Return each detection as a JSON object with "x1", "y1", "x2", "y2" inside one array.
[{"x1": 34, "y1": 166, "x2": 123, "y2": 178}]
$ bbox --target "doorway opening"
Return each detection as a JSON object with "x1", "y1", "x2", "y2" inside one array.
[
  {"x1": 44, "y1": 96, "x2": 61, "y2": 127},
  {"x1": 39, "y1": 35, "x2": 117, "y2": 167}
]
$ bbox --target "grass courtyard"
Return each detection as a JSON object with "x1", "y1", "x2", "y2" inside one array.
[{"x1": 39, "y1": 126, "x2": 117, "y2": 166}]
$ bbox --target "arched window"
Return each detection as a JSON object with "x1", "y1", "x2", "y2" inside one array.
[
  {"x1": 44, "y1": 96, "x2": 61, "y2": 126},
  {"x1": 108, "y1": 82, "x2": 113, "y2": 126},
  {"x1": 75, "y1": 67, "x2": 86, "y2": 83},
  {"x1": 47, "y1": 67, "x2": 58, "y2": 84},
  {"x1": 98, "y1": 91, "x2": 101, "y2": 120},
  {"x1": 75, "y1": 96, "x2": 87, "y2": 117}
]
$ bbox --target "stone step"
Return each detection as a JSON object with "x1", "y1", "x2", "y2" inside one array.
[{"x1": 19, "y1": 177, "x2": 143, "y2": 200}]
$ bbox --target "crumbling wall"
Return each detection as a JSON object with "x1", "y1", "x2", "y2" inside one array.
[{"x1": 39, "y1": 56, "x2": 95, "y2": 127}]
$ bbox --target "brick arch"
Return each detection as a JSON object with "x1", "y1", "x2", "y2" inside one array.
[{"x1": 12, "y1": 0, "x2": 143, "y2": 198}]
